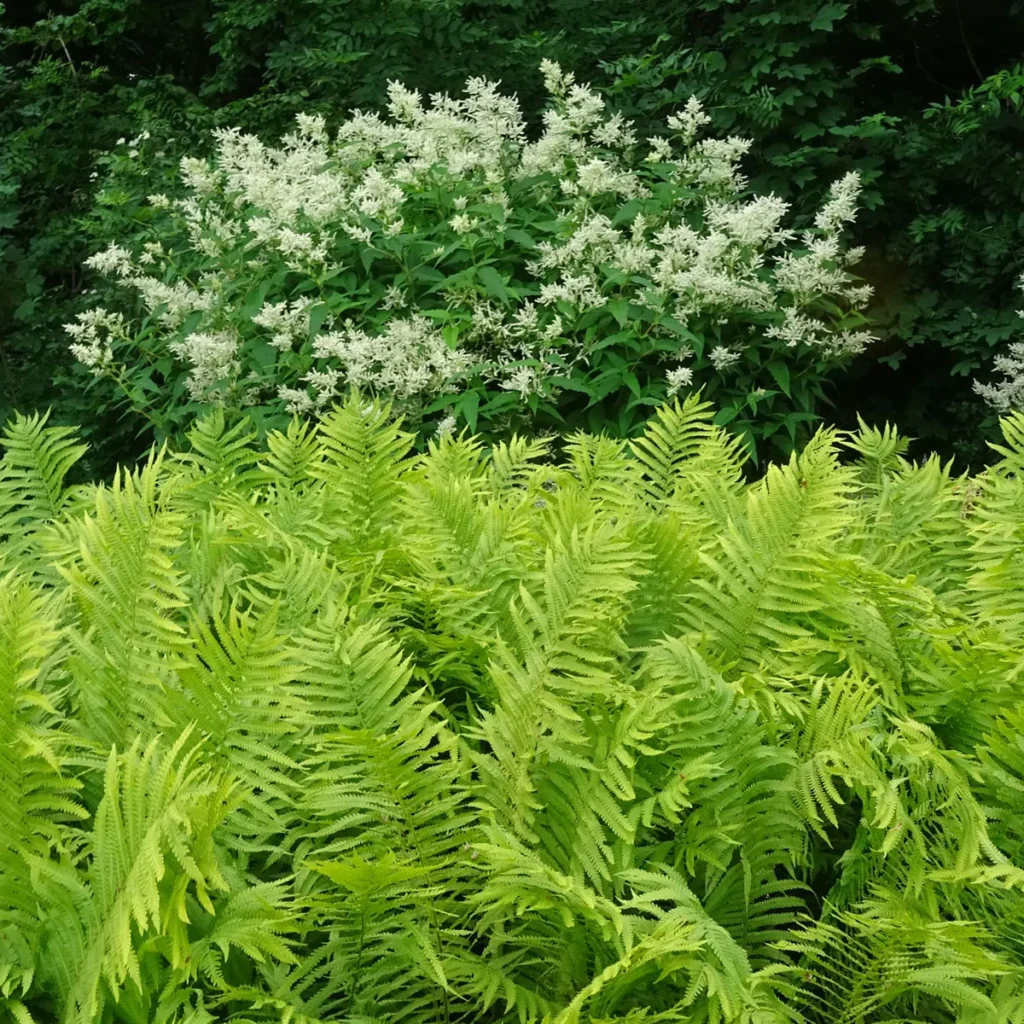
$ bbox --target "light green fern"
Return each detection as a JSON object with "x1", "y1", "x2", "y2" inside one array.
[{"x1": 1, "y1": 396, "x2": 1023, "y2": 1023}]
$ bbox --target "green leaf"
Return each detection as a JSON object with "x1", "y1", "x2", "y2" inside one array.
[
  {"x1": 175, "y1": 310, "x2": 205, "y2": 340},
  {"x1": 766, "y1": 360, "x2": 791, "y2": 396},
  {"x1": 504, "y1": 228, "x2": 536, "y2": 249},
  {"x1": 607, "y1": 299, "x2": 631, "y2": 328},
  {"x1": 810, "y1": 2, "x2": 848, "y2": 31},
  {"x1": 611, "y1": 199, "x2": 645, "y2": 227},
  {"x1": 548, "y1": 375, "x2": 594, "y2": 395},
  {"x1": 480, "y1": 391, "x2": 521, "y2": 416},
  {"x1": 308, "y1": 855, "x2": 429, "y2": 896},
  {"x1": 659, "y1": 316, "x2": 699, "y2": 343},
  {"x1": 412, "y1": 265, "x2": 447, "y2": 284},
  {"x1": 704, "y1": 51, "x2": 726, "y2": 73},
  {"x1": 308, "y1": 304, "x2": 330, "y2": 338},
  {"x1": 592, "y1": 330, "x2": 636, "y2": 352},
  {"x1": 248, "y1": 338, "x2": 280, "y2": 369},
  {"x1": 240, "y1": 281, "x2": 273, "y2": 319},
  {"x1": 455, "y1": 388, "x2": 480, "y2": 432},
  {"x1": 477, "y1": 265, "x2": 510, "y2": 303}
]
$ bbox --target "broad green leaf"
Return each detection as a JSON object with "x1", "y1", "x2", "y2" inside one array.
[
  {"x1": 477, "y1": 265, "x2": 510, "y2": 303},
  {"x1": 766, "y1": 360, "x2": 791, "y2": 396}
]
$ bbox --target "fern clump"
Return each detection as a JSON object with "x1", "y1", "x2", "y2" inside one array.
[{"x1": 2, "y1": 395, "x2": 1024, "y2": 1023}]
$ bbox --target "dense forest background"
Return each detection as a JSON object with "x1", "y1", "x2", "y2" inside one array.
[{"x1": 2, "y1": 0, "x2": 1023, "y2": 470}]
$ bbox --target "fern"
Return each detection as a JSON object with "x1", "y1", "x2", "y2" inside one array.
[
  {"x1": 0, "y1": 411, "x2": 87, "y2": 569},
  {"x1": 628, "y1": 392, "x2": 723, "y2": 509},
  {"x1": 35, "y1": 732, "x2": 237, "y2": 1024},
  {"x1": 1, "y1": 398, "x2": 1023, "y2": 1022},
  {"x1": 311, "y1": 392, "x2": 415, "y2": 560},
  {"x1": 60, "y1": 454, "x2": 189, "y2": 750},
  {"x1": 684, "y1": 430, "x2": 855, "y2": 669}
]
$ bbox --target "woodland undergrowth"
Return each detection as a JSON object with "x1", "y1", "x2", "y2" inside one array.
[{"x1": 2, "y1": 393, "x2": 1024, "y2": 1022}]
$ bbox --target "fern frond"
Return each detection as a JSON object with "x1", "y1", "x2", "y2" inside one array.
[
  {"x1": 170, "y1": 410, "x2": 262, "y2": 513},
  {"x1": 620, "y1": 513, "x2": 700, "y2": 649},
  {"x1": 178, "y1": 878, "x2": 297, "y2": 987},
  {"x1": 0, "y1": 575, "x2": 83, "y2": 852},
  {"x1": 310, "y1": 392, "x2": 414, "y2": 558},
  {"x1": 167, "y1": 602, "x2": 306, "y2": 847},
  {"x1": 35, "y1": 731, "x2": 232, "y2": 1024},
  {"x1": 258, "y1": 415, "x2": 323, "y2": 490},
  {"x1": 396, "y1": 472, "x2": 535, "y2": 700},
  {"x1": 685, "y1": 430, "x2": 855, "y2": 669},
  {"x1": 966, "y1": 454, "x2": 1024, "y2": 640},
  {"x1": 2, "y1": 396, "x2": 1023, "y2": 1022},
  {"x1": 843, "y1": 414, "x2": 911, "y2": 484},
  {"x1": 562, "y1": 432, "x2": 637, "y2": 512},
  {"x1": 977, "y1": 707, "x2": 1024, "y2": 863},
  {"x1": 60, "y1": 453, "x2": 188, "y2": 749},
  {"x1": 281, "y1": 618, "x2": 476, "y2": 1023},
  {"x1": 0, "y1": 412, "x2": 87, "y2": 567},
  {"x1": 486, "y1": 433, "x2": 553, "y2": 494},
  {"x1": 787, "y1": 675, "x2": 883, "y2": 838},
  {"x1": 789, "y1": 891, "x2": 1011, "y2": 1024},
  {"x1": 852, "y1": 456, "x2": 970, "y2": 594},
  {"x1": 629, "y1": 393, "x2": 721, "y2": 509},
  {"x1": 986, "y1": 410, "x2": 1024, "y2": 472},
  {"x1": 638, "y1": 641, "x2": 808, "y2": 961}
]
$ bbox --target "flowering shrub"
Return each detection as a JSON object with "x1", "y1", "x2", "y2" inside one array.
[
  {"x1": 974, "y1": 274, "x2": 1024, "y2": 414},
  {"x1": 68, "y1": 62, "x2": 874, "y2": 453}
]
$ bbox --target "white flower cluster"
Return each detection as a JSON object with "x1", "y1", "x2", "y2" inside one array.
[
  {"x1": 665, "y1": 365, "x2": 694, "y2": 396},
  {"x1": 305, "y1": 316, "x2": 471, "y2": 407},
  {"x1": 63, "y1": 309, "x2": 126, "y2": 371},
  {"x1": 709, "y1": 346, "x2": 742, "y2": 371},
  {"x1": 974, "y1": 276, "x2": 1024, "y2": 413},
  {"x1": 975, "y1": 343, "x2": 1024, "y2": 412},
  {"x1": 82, "y1": 242, "x2": 213, "y2": 330},
  {"x1": 500, "y1": 366, "x2": 543, "y2": 396},
  {"x1": 115, "y1": 129, "x2": 151, "y2": 160},
  {"x1": 84, "y1": 245, "x2": 134, "y2": 277},
  {"x1": 434, "y1": 412, "x2": 458, "y2": 438},
  {"x1": 134, "y1": 276, "x2": 213, "y2": 329},
  {"x1": 766, "y1": 308, "x2": 873, "y2": 357},
  {"x1": 252, "y1": 299, "x2": 313, "y2": 351},
  {"x1": 70, "y1": 61, "x2": 873, "y2": 421},
  {"x1": 169, "y1": 330, "x2": 241, "y2": 401}
]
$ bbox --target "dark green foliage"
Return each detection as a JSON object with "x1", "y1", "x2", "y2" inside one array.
[
  {"x1": 2, "y1": 0, "x2": 1024, "y2": 465},
  {"x1": 600, "y1": 0, "x2": 1024, "y2": 463}
]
